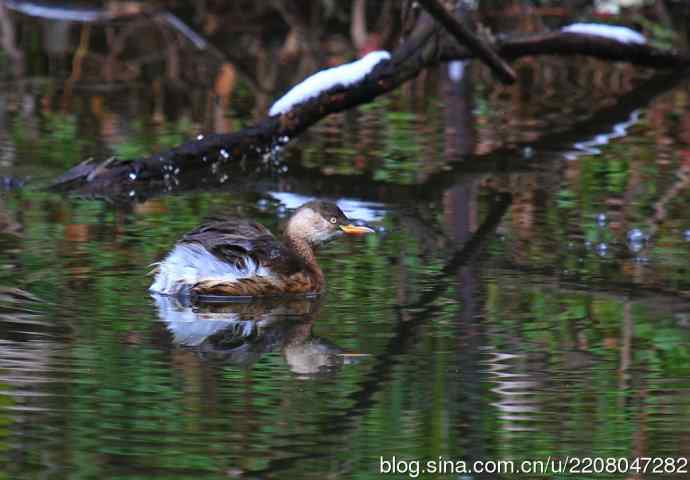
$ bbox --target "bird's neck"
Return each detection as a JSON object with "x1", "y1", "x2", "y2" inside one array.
[{"x1": 285, "y1": 233, "x2": 324, "y2": 290}]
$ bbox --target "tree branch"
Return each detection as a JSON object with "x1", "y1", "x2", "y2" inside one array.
[
  {"x1": 441, "y1": 31, "x2": 690, "y2": 69},
  {"x1": 49, "y1": 26, "x2": 689, "y2": 195},
  {"x1": 417, "y1": 0, "x2": 516, "y2": 84},
  {"x1": 50, "y1": 66, "x2": 684, "y2": 207}
]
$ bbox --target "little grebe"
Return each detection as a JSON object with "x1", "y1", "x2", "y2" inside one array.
[{"x1": 150, "y1": 201, "x2": 374, "y2": 297}]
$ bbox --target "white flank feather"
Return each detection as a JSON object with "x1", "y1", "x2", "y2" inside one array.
[
  {"x1": 561, "y1": 23, "x2": 646, "y2": 45},
  {"x1": 269, "y1": 50, "x2": 391, "y2": 116},
  {"x1": 149, "y1": 243, "x2": 271, "y2": 295}
]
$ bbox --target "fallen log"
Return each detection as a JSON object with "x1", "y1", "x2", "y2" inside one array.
[
  {"x1": 50, "y1": 67, "x2": 686, "y2": 206},
  {"x1": 49, "y1": 17, "x2": 690, "y2": 196}
]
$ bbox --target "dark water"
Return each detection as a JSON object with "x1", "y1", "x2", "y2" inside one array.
[{"x1": 0, "y1": 11, "x2": 689, "y2": 480}]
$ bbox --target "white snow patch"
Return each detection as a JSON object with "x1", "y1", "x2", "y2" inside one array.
[
  {"x1": 268, "y1": 192, "x2": 386, "y2": 222},
  {"x1": 149, "y1": 243, "x2": 271, "y2": 295},
  {"x1": 6, "y1": 3, "x2": 102, "y2": 22},
  {"x1": 448, "y1": 61, "x2": 465, "y2": 83},
  {"x1": 269, "y1": 50, "x2": 391, "y2": 116},
  {"x1": 595, "y1": 0, "x2": 647, "y2": 15},
  {"x1": 561, "y1": 23, "x2": 646, "y2": 45}
]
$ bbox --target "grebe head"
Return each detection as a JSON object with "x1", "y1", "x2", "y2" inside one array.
[{"x1": 285, "y1": 201, "x2": 374, "y2": 246}]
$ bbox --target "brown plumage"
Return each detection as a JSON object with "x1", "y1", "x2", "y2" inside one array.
[{"x1": 150, "y1": 201, "x2": 374, "y2": 297}]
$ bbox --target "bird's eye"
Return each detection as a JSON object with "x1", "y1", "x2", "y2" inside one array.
[{"x1": 330, "y1": 217, "x2": 337, "y2": 224}]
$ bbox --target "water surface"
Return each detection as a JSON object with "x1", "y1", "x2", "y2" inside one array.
[{"x1": 0, "y1": 14, "x2": 689, "y2": 479}]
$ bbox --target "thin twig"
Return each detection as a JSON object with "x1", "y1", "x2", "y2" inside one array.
[{"x1": 417, "y1": 0, "x2": 516, "y2": 84}]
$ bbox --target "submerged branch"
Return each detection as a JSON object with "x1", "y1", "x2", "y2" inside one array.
[
  {"x1": 399, "y1": 192, "x2": 513, "y2": 309},
  {"x1": 491, "y1": 260, "x2": 690, "y2": 304}
]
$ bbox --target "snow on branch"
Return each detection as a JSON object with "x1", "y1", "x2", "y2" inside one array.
[
  {"x1": 269, "y1": 51, "x2": 391, "y2": 116},
  {"x1": 50, "y1": 18, "x2": 690, "y2": 196},
  {"x1": 561, "y1": 23, "x2": 647, "y2": 45},
  {"x1": 441, "y1": 30, "x2": 688, "y2": 69}
]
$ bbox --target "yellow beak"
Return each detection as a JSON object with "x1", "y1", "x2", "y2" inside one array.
[{"x1": 340, "y1": 224, "x2": 375, "y2": 236}]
